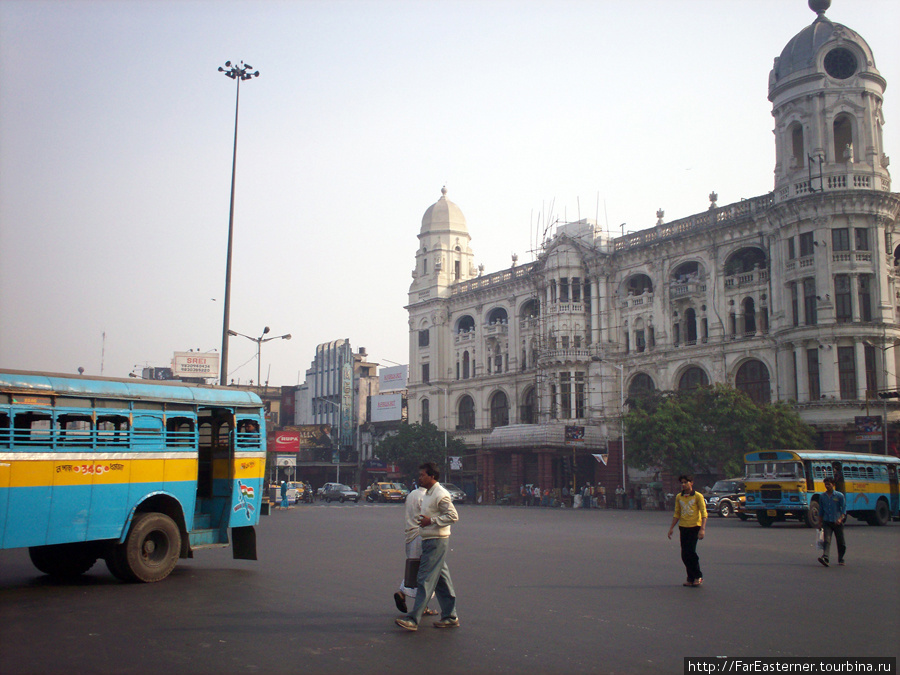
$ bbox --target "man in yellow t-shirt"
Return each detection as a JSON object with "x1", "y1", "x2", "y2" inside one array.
[{"x1": 667, "y1": 474, "x2": 708, "y2": 587}]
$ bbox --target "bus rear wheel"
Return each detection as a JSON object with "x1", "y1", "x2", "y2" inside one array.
[
  {"x1": 122, "y1": 513, "x2": 182, "y2": 583},
  {"x1": 29, "y1": 542, "x2": 98, "y2": 578},
  {"x1": 869, "y1": 499, "x2": 890, "y2": 526}
]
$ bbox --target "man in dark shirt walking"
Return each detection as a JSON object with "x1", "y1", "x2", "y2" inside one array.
[{"x1": 817, "y1": 477, "x2": 847, "y2": 567}]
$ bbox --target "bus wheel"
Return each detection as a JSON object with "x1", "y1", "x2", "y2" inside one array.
[
  {"x1": 105, "y1": 545, "x2": 135, "y2": 582},
  {"x1": 29, "y1": 543, "x2": 98, "y2": 578},
  {"x1": 756, "y1": 511, "x2": 774, "y2": 527},
  {"x1": 123, "y1": 513, "x2": 182, "y2": 583},
  {"x1": 870, "y1": 499, "x2": 890, "y2": 527},
  {"x1": 804, "y1": 500, "x2": 821, "y2": 529}
]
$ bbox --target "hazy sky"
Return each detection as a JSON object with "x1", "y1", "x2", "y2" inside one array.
[{"x1": 2, "y1": 0, "x2": 898, "y2": 387}]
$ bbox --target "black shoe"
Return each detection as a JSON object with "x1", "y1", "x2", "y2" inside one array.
[
  {"x1": 393, "y1": 592, "x2": 407, "y2": 613},
  {"x1": 817, "y1": 556, "x2": 829, "y2": 567}
]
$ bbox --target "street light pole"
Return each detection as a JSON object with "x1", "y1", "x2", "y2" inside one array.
[
  {"x1": 227, "y1": 326, "x2": 291, "y2": 393},
  {"x1": 218, "y1": 60, "x2": 259, "y2": 386}
]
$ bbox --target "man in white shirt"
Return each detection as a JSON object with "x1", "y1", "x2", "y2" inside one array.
[
  {"x1": 393, "y1": 486, "x2": 437, "y2": 616},
  {"x1": 395, "y1": 462, "x2": 460, "y2": 631}
]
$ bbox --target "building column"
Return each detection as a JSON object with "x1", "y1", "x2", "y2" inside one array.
[
  {"x1": 795, "y1": 344, "x2": 809, "y2": 402},
  {"x1": 855, "y1": 341, "x2": 868, "y2": 401}
]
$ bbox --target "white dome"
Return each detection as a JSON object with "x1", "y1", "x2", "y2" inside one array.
[{"x1": 420, "y1": 187, "x2": 467, "y2": 236}]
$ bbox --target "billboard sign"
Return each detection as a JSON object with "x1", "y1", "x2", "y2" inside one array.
[
  {"x1": 172, "y1": 352, "x2": 219, "y2": 379},
  {"x1": 340, "y1": 362, "x2": 353, "y2": 446},
  {"x1": 565, "y1": 425, "x2": 585, "y2": 443},
  {"x1": 371, "y1": 393, "x2": 403, "y2": 422},
  {"x1": 854, "y1": 416, "x2": 883, "y2": 441},
  {"x1": 274, "y1": 431, "x2": 300, "y2": 453},
  {"x1": 379, "y1": 365, "x2": 408, "y2": 392}
]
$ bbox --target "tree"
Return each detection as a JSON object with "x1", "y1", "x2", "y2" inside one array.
[
  {"x1": 624, "y1": 383, "x2": 815, "y2": 477},
  {"x1": 376, "y1": 422, "x2": 468, "y2": 483}
]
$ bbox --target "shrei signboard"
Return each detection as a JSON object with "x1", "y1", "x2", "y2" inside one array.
[
  {"x1": 172, "y1": 352, "x2": 219, "y2": 378},
  {"x1": 371, "y1": 393, "x2": 403, "y2": 422},
  {"x1": 379, "y1": 365, "x2": 408, "y2": 392}
]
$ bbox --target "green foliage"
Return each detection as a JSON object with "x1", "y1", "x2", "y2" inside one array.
[
  {"x1": 624, "y1": 383, "x2": 815, "y2": 477},
  {"x1": 376, "y1": 422, "x2": 468, "y2": 483}
]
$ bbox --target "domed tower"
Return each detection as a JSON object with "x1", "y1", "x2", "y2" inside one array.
[
  {"x1": 409, "y1": 187, "x2": 476, "y2": 302},
  {"x1": 769, "y1": 0, "x2": 890, "y2": 199}
]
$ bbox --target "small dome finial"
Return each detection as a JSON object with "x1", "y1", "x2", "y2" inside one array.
[
  {"x1": 441, "y1": 185, "x2": 448, "y2": 197},
  {"x1": 809, "y1": 0, "x2": 831, "y2": 17}
]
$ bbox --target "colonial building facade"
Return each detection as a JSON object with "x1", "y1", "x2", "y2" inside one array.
[{"x1": 406, "y1": 2, "x2": 900, "y2": 503}]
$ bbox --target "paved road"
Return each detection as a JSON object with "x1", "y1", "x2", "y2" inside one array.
[{"x1": 1, "y1": 503, "x2": 898, "y2": 675}]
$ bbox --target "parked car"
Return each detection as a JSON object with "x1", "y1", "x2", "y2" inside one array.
[
  {"x1": 322, "y1": 483, "x2": 359, "y2": 503},
  {"x1": 442, "y1": 483, "x2": 466, "y2": 503},
  {"x1": 705, "y1": 479, "x2": 746, "y2": 518},
  {"x1": 317, "y1": 482, "x2": 338, "y2": 499},
  {"x1": 366, "y1": 482, "x2": 405, "y2": 503}
]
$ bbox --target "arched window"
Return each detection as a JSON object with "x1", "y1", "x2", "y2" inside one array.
[
  {"x1": 790, "y1": 122, "x2": 805, "y2": 168},
  {"x1": 520, "y1": 299, "x2": 540, "y2": 320},
  {"x1": 724, "y1": 247, "x2": 767, "y2": 276},
  {"x1": 458, "y1": 396, "x2": 475, "y2": 430},
  {"x1": 521, "y1": 387, "x2": 536, "y2": 424},
  {"x1": 628, "y1": 373, "x2": 655, "y2": 399},
  {"x1": 487, "y1": 307, "x2": 508, "y2": 324},
  {"x1": 833, "y1": 113, "x2": 854, "y2": 162},
  {"x1": 678, "y1": 367, "x2": 709, "y2": 391},
  {"x1": 456, "y1": 315, "x2": 475, "y2": 333},
  {"x1": 490, "y1": 391, "x2": 509, "y2": 428},
  {"x1": 421, "y1": 398, "x2": 430, "y2": 425},
  {"x1": 736, "y1": 360, "x2": 771, "y2": 404},
  {"x1": 625, "y1": 274, "x2": 653, "y2": 296}
]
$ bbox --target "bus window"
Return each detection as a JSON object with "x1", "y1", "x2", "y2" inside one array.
[
  {"x1": 166, "y1": 417, "x2": 195, "y2": 447},
  {"x1": 13, "y1": 412, "x2": 52, "y2": 445},
  {"x1": 0, "y1": 412, "x2": 9, "y2": 447},
  {"x1": 236, "y1": 419, "x2": 260, "y2": 448},
  {"x1": 58, "y1": 414, "x2": 92, "y2": 446},
  {"x1": 97, "y1": 415, "x2": 129, "y2": 446}
]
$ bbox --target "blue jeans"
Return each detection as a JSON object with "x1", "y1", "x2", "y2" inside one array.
[
  {"x1": 821, "y1": 521, "x2": 846, "y2": 563},
  {"x1": 407, "y1": 537, "x2": 457, "y2": 624}
]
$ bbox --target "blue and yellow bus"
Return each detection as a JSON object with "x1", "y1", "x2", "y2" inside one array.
[
  {"x1": 0, "y1": 370, "x2": 267, "y2": 582},
  {"x1": 743, "y1": 450, "x2": 900, "y2": 528}
]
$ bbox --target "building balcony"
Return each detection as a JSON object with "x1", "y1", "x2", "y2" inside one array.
[
  {"x1": 724, "y1": 268, "x2": 768, "y2": 289},
  {"x1": 483, "y1": 322, "x2": 509, "y2": 336},
  {"x1": 620, "y1": 293, "x2": 653, "y2": 309},
  {"x1": 669, "y1": 280, "x2": 706, "y2": 299}
]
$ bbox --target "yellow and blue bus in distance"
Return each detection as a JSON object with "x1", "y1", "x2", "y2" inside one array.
[
  {"x1": 0, "y1": 370, "x2": 267, "y2": 582},
  {"x1": 743, "y1": 450, "x2": 900, "y2": 528}
]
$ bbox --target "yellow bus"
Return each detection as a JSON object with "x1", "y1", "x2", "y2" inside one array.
[{"x1": 743, "y1": 450, "x2": 900, "y2": 528}]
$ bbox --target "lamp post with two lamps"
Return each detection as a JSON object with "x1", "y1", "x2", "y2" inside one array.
[
  {"x1": 226, "y1": 327, "x2": 291, "y2": 393},
  {"x1": 217, "y1": 60, "x2": 259, "y2": 386}
]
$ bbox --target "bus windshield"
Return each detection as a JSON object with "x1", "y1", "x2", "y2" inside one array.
[{"x1": 745, "y1": 461, "x2": 804, "y2": 479}]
